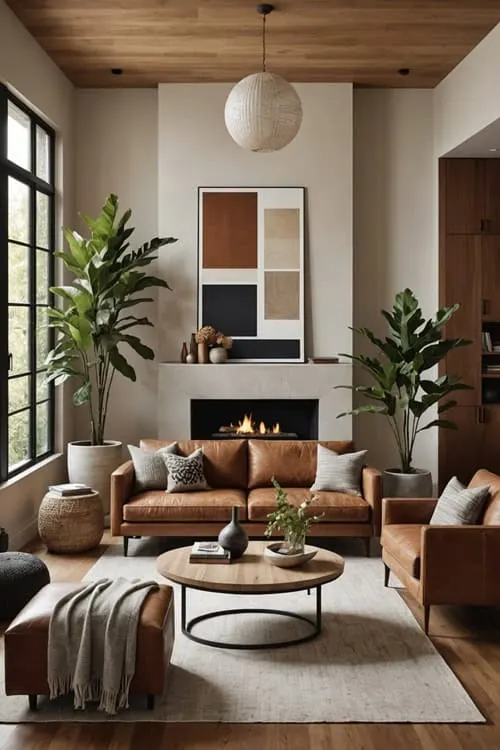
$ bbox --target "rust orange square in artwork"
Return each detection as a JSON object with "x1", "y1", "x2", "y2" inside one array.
[{"x1": 202, "y1": 192, "x2": 257, "y2": 269}]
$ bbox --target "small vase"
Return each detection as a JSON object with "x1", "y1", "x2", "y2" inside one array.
[
  {"x1": 209, "y1": 346, "x2": 228, "y2": 364},
  {"x1": 186, "y1": 352, "x2": 196, "y2": 364},
  {"x1": 218, "y1": 506, "x2": 248, "y2": 559},
  {"x1": 189, "y1": 333, "x2": 198, "y2": 362},
  {"x1": 0, "y1": 527, "x2": 8, "y2": 553},
  {"x1": 284, "y1": 530, "x2": 306, "y2": 555},
  {"x1": 197, "y1": 341, "x2": 209, "y2": 364},
  {"x1": 180, "y1": 341, "x2": 188, "y2": 363}
]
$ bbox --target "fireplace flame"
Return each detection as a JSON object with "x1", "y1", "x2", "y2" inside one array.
[{"x1": 234, "y1": 414, "x2": 282, "y2": 435}]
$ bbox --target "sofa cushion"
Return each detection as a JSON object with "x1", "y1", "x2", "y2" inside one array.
[
  {"x1": 123, "y1": 489, "x2": 247, "y2": 522},
  {"x1": 430, "y1": 475, "x2": 490, "y2": 526},
  {"x1": 128, "y1": 443, "x2": 178, "y2": 492},
  {"x1": 469, "y1": 469, "x2": 500, "y2": 525},
  {"x1": 247, "y1": 440, "x2": 355, "y2": 489},
  {"x1": 165, "y1": 449, "x2": 209, "y2": 493},
  {"x1": 311, "y1": 445, "x2": 367, "y2": 496},
  {"x1": 247, "y1": 487, "x2": 370, "y2": 523},
  {"x1": 140, "y1": 439, "x2": 248, "y2": 490},
  {"x1": 381, "y1": 524, "x2": 423, "y2": 578}
]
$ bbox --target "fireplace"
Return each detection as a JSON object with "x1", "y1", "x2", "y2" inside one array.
[{"x1": 191, "y1": 399, "x2": 319, "y2": 441}]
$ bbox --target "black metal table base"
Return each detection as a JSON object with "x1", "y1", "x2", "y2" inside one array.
[{"x1": 180, "y1": 584, "x2": 322, "y2": 650}]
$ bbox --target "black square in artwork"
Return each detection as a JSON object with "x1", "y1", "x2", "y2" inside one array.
[{"x1": 202, "y1": 285, "x2": 257, "y2": 337}]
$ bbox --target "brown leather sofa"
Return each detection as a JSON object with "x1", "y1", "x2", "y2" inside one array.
[
  {"x1": 381, "y1": 469, "x2": 500, "y2": 635},
  {"x1": 111, "y1": 439, "x2": 382, "y2": 555}
]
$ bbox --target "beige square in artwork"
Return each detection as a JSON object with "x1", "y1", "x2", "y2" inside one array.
[
  {"x1": 264, "y1": 271, "x2": 300, "y2": 320},
  {"x1": 264, "y1": 209, "x2": 300, "y2": 269}
]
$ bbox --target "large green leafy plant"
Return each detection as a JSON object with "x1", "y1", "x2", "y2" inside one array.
[
  {"x1": 338, "y1": 289, "x2": 471, "y2": 473},
  {"x1": 46, "y1": 194, "x2": 177, "y2": 445}
]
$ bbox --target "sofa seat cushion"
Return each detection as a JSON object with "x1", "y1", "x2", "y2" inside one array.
[
  {"x1": 247, "y1": 488, "x2": 370, "y2": 522},
  {"x1": 123, "y1": 489, "x2": 247, "y2": 523},
  {"x1": 381, "y1": 524, "x2": 423, "y2": 579}
]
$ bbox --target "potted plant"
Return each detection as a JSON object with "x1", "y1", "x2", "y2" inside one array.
[
  {"x1": 265, "y1": 478, "x2": 323, "y2": 560},
  {"x1": 337, "y1": 288, "x2": 471, "y2": 497},
  {"x1": 45, "y1": 194, "x2": 177, "y2": 516}
]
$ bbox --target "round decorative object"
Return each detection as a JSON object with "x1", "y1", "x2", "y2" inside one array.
[
  {"x1": 67, "y1": 440, "x2": 122, "y2": 521},
  {"x1": 209, "y1": 346, "x2": 228, "y2": 364},
  {"x1": 0, "y1": 552, "x2": 50, "y2": 620},
  {"x1": 224, "y1": 72, "x2": 302, "y2": 152},
  {"x1": 383, "y1": 468, "x2": 433, "y2": 498},
  {"x1": 38, "y1": 490, "x2": 104, "y2": 553},
  {"x1": 218, "y1": 506, "x2": 248, "y2": 559},
  {"x1": 186, "y1": 352, "x2": 196, "y2": 364},
  {"x1": 264, "y1": 542, "x2": 317, "y2": 568}
]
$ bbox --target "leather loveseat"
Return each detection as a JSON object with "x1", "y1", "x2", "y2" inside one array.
[{"x1": 111, "y1": 439, "x2": 382, "y2": 555}]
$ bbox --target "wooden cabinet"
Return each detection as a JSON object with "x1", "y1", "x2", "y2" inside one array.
[
  {"x1": 439, "y1": 158, "x2": 500, "y2": 487},
  {"x1": 441, "y1": 159, "x2": 500, "y2": 235}
]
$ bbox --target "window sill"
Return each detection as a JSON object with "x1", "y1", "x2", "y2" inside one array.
[{"x1": 0, "y1": 453, "x2": 64, "y2": 491}]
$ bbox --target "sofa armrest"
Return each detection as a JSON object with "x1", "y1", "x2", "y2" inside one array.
[
  {"x1": 362, "y1": 466, "x2": 383, "y2": 535},
  {"x1": 382, "y1": 497, "x2": 437, "y2": 527},
  {"x1": 420, "y1": 525, "x2": 500, "y2": 605},
  {"x1": 110, "y1": 460, "x2": 135, "y2": 536}
]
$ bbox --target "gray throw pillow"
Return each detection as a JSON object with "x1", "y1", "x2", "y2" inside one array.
[
  {"x1": 128, "y1": 443, "x2": 178, "y2": 492},
  {"x1": 429, "y1": 476, "x2": 490, "y2": 525},
  {"x1": 165, "y1": 448, "x2": 209, "y2": 493},
  {"x1": 310, "y1": 445, "x2": 367, "y2": 496}
]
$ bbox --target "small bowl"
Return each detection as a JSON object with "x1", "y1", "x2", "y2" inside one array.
[{"x1": 264, "y1": 543, "x2": 317, "y2": 568}]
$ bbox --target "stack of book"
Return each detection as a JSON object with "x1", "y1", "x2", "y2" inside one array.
[
  {"x1": 48, "y1": 483, "x2": 92, "y2": 496},
  {"x1": 189, "y1": 541, "x2": 231, "y2": 564}
]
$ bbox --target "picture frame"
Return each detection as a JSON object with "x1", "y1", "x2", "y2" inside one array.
[{"x1": 197, "y1": 186, "x2": 305, "y2": 363}]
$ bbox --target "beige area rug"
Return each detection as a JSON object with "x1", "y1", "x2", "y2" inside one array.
[{"x1": 0, "y1": 540, "x2": 485, "y2": 724}]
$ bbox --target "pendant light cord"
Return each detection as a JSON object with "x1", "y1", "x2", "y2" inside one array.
[{"x1": 262, "y1": 14, "x2": 267, "y2": 72}]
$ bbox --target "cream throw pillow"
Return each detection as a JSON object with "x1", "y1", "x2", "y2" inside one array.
[
  {"x1": 429, "y1": 476, "x2": 489, "y2": 525},
  {"x1": 128, "y1": 443, "x2": 178, "y2": 492},
  {"x1": 310, "y1": 444, "x2": 367, "y2": 496}
]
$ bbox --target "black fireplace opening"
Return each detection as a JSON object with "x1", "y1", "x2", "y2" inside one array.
[{"x1": 191, "y1": 399, "x2": 319, "y2": 441}]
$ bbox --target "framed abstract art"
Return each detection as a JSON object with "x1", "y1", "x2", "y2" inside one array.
[{"x1": 197, "y1": 187, "x2": 305, "y2": 362}]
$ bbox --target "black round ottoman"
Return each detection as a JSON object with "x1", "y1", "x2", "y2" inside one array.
[{"x1": 0, "y1": 552, "x2": 50, "y2": 621}]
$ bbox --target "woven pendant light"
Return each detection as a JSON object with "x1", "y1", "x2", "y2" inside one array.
[{"x1": 224, "y1": 4, "x2": 302, "y2": 153}]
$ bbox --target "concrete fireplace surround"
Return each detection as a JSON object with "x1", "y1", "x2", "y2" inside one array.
[{"x1": 157, "y1": 363, "x2": 352, "y2": 440}]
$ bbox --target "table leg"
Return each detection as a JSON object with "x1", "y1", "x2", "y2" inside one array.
[{"x1": 316, "y1": 585, "x2": 322, "y2": 634}]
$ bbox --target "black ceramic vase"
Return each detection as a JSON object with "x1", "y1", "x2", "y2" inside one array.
[
  {"x1": 0, "y1": 527, "x2": 8, "y2": 552},
  {"x1": 218, "y1": 506, "x2": 248, "y2": 559}
]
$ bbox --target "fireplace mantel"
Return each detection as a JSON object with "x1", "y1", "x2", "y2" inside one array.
[{"x1": 157, "y1": 363, "x2": 352, "y2": 441}]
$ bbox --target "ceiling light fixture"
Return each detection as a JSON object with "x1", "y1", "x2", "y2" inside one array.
[{"x1": 224, "y1": 4, "x2": 302, "y2": 152}]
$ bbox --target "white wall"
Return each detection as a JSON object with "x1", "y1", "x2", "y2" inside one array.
[
  {"x1": 74, "y1": 89, "x2": 159, "y2": 448},
  {"x1": 434, "y1": 23, "x2": 500, "y2": 157},
  {"x1": 353, "y1": 89, "x2": 438, "y2": 478},
  {"x1": 158, "y1": 83, "x2": 353, "y2": 362},
  {"x1": 0, "y1": 0, "x2": 75, "y2": 549}
]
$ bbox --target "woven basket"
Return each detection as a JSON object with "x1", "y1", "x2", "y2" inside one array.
[{"x1": 38, "y1": 490, "x2": 104, "y2": 553}]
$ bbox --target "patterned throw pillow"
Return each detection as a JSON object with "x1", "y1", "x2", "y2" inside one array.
[
  {"x1": 165, "y1": 448, "x2": 209, "y2": 493},
  {"x1": 430, "y1": 476, "x2": 490, "y2": 525},
  {"x1": 128, "y1": 443, "x2": 178, "y2": 492},
  {"x1": 310, "y1": 444, "x2": 367, "y2": 496}
]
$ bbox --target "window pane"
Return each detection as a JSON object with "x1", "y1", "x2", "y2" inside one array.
[
  {"x1": 36, "y1": 126, "x2": 50, "y2": 181},
  {"x1": 36, "y1": 401, "x2": 49, "y2": 455},
  {"x1": 8, "y1": 410, "x2": 30, "y2": 470},
  {"x1": 36, "y1": 307, "x2": 50, "y2": 368},
  {"x1": 36, "y1": 191, "x2": 49, "y2": 249},
  {"x1": 36, "y1": 249, "x2": 49, "y2": 303},
  {"x1": 8, "y1": 177, "x2": 30, "y2": 243},
  {"x1": 7, "y1": 101, "x2": 30, "y2": 170},
  {"x1": 36, "y1": 371, "x2": 49, "y2": 402},
  {"x1": 8, "y1": 305, "x2": 29, "y2": 375},
  {"x1": 8, "y1": 375, "x2": 30, "y2": 413},
  {"x1": 8, "y1": 243, "x2": 29, "y2": 303}
]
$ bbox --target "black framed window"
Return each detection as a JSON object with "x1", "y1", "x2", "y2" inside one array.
[{"x1": 0, "y1": 85, "x2": 56, "y2": 481}]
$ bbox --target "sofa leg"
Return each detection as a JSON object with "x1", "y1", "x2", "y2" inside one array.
[
  {"x1": 384, "y1": 563, "x2": 390, "y2": 587},
  {"x1": 424, "y1": 605, "x2": 431, "y2": 635},
  {"x1": 28, "y1": 694, "x2": 37, "y2": 711},
  {"x1": 363, "y1": 538, "x2": 370, "y2": 557},
  {"x1": 147, "y1": 694, "x2": 155, "y2": 710},
  {"x1": 123, "y1": 536, "x2": 129, "y2": 557}
]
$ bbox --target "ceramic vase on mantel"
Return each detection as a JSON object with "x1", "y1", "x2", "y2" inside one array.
[
  {"x1": 209, "y1": 346, "x2": 228, "y2": 364},
  {"x1": 218, "y1": 506, "x2": 248, "y2": 559},
  {"x1": 197, "y1": 341, "x2": 209, "y2": 364}
]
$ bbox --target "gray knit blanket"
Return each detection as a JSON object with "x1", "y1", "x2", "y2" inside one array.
[{"x1": 48, "y1": 578, "x2": 159, "y2": 714}]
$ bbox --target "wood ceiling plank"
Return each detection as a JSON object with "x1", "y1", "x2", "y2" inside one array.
[{"x1": 5, "y1": 0, "x2": 500, "y2": 88}]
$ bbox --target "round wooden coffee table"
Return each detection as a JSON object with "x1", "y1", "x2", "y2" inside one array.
[{"x1": 156, "y1": 541, "x2": 344, "y2": 650}]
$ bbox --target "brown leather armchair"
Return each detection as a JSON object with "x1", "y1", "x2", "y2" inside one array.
[{"x1": 380, "y1": 469, "x2": 500, "y2": 634}]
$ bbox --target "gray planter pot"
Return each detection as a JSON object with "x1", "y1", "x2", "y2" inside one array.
[
  {"x1": 383, "y1": 468, "x2": 433, "y2": 499},
  {"x1": 67, "y1": 440, "x2": 123, "y2": 523}
]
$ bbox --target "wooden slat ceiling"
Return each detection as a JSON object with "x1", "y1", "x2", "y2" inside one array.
[{"x1": 5, "y1": 0, "x2": 500, "y2": 89}]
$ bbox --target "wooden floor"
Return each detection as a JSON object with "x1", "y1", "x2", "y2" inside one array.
[{"x1": 1, "y1": 533, "x2": 500, "y2": 750}]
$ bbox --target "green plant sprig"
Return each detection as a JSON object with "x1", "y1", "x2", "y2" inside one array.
[{"x1": 265, "y1": 477, "x2": 324, "y2": 551}]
